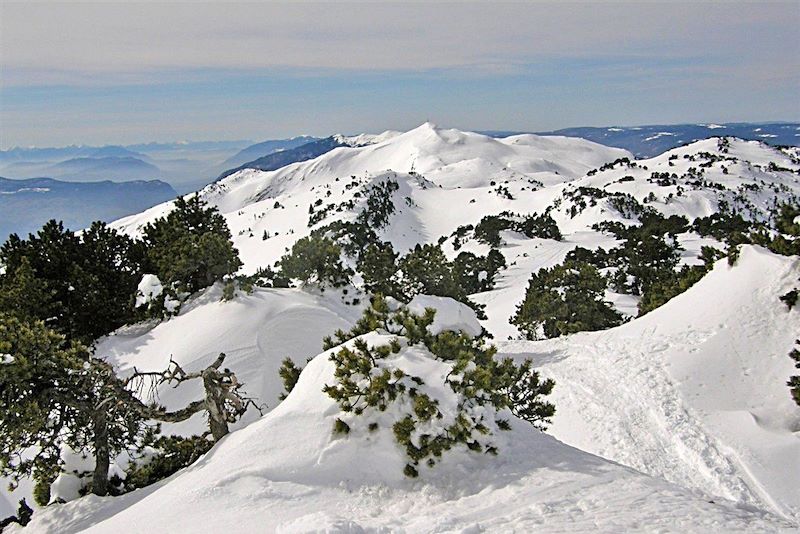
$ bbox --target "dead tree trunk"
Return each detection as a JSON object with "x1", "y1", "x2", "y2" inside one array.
[
  {"x1": 127, "y1": 353, "x2": 259, "y2": 442},
  {"x1": 203, "y1": 368, "x2": 230, "y2": 441}
]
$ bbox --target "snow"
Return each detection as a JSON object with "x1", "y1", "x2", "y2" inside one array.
[
  {"x1": 99, "y1": 284, "x2": 364, "y2": 435},
  {"x1": 0, "y1": 353, "x2": 14, "y2": 364},
  {"x1": 500, "y1": 246, "x2": 800, "y2": 523},
  {"x1": 645, "y1": 132, "x2": 676, "y2": 141},
  {"x1": 407, "y1": 295, "x2": 482, "y2": 337},
  {"x1": 6, "y1": 124, "x2": 800, "y2": 531},
  {"x1": 134, "y1": 274, "x2": 163, "y2": 308},
  {"x1": 18, "y1": 313, "x2": 796, "y2": 533}
]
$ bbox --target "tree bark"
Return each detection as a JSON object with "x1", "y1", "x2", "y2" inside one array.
[
  {"x1": 91, "y1": 410, "x2": 110, "y2": 497},
  {"x1": 203, "y1": 371, "x2": 229, "y2": 441}
]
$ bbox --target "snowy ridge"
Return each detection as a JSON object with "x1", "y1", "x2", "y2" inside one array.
[
  {"x1": 19, "y1": 288, "x2": 798, "y2": 532},
  {"x1": 11, "y1": 124, "x2": 800, "y2": 531},
  {"x1": 500, "y1": 246, "x2": 800, "y2": 522}
]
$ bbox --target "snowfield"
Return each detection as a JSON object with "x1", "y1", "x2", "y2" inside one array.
[
  {"x1": 6, "y1": 124, "x2": 800, "y2": 532},
  {"x1": 16, "y1": 276, "x2": 799, "y2": 532},
  {"x1": 500, "y1": 246, "x2": 800, "y2": 523}
]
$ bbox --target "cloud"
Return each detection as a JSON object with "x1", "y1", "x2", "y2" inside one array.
[
  {"x1": 2, "y1": 2, "x2": 798, "y2": 147},
  {"x1": 1, "y1": 2, "x2": 797, "y2": 85}
]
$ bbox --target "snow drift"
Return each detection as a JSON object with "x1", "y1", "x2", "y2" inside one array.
[
  {"x1": 19, "y1": 294, "x2": 796, "y2": 532},
  {"x1": 501, "y1": 246, "x2": 800, "y2": 522}
]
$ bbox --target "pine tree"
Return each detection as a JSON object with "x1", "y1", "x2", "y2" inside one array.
[
  {"x1": 398, "y1": 244, "x2": 464, "y2": 301},
  {"x1": 142, "y1": 195, "x2": 242, "y2": 294},
  {"x1": 0, "y1": 315, "x2": 154, "y2": 500},
  {"x1": 0, "y1": 220, "x2": 145, "y2": 343},
  {"x1": 358, "y1": 242, "x2": 401, "y2": 297},
  {"x1": 452, "y1": 249, "x2": 506, "y2": 294},
  {"x1": 279, "y1": 235, "x2": 352, "y2": 287},
  {"x1": 0, "y1": 257, "x2": 52, "y2": 323},
  {"x1": 788, "y1": 340, "x2": 800, "y2": 407},
  {"x1": 322, "y1": 299, "x2": 556, "y2": 477},
  {"x1": 0, "y1": 315, "x2": 259, "y2": 500},
  {"x1": 512, "y1": 260, "x2": 623, "y2": 339}
]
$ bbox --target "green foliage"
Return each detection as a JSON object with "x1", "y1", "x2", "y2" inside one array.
[
  {"x1": 398, "y1": 244, "x2": 467, "y2": 302},
  {"x1": 0, "y1": 220, "x2": 144, "y2": 344},
  {"x1": 32, "y1": 479, "x2": 52, "y2": 507},
  {"x1": 693, "y1": 212, "x2": 751, "y2": 244},
  {"x1": 221, "y1": 279, "x2": 236, "y2": 301},
  {"x1": 788, "y1": 340, "x2": 800, "y2": 407},
  {"x1": 357, "y1": 179, "x2": 400, "y2": 229},
  {"x1": 124, "y1": 435, "x2": 213, "y2": 492},
  {"x1": 279, "y1": 357, "x2": 302, "y2": 400},
  {"x1": 0, "y1": 315, "x2": 154, "y2": 499},
  {"x1": 473, "y1": 213, "x2": 562, "y2": 247},
  {"x1": 775, "y1": 203, "x2": 800, "y2": 237},
  {"x1": 314, "y1": 220, "x2": 380, "y2": 261},
  {"x1": 501, "y1": 359, "x2": 555, "y2": 429},
  {"x1": 142, "y1": 195, "x2": 242, "y2": 294},
  {"x1": 637, "y1": 264, "x2": 708, "y2": 316},
  {"x1": 512, "y1": 261, "x2": 623, "y2": 339},
  {"x1": 592, "y1": 213, "x2": 688, "y2": 297},
  {"x1": 780, "y1": 289, "x2": 798, "y2": 310},
  {"x1": 692, "y1": 203, "x2": 799, "y2": 258},
  {"x1": 333, "y1": 418, "x2": 351, "y2": 435},
  {"x1": 322, "y1": 301, "x2": 555, "y2": 477},
  {"x1": 474, "y1": 216, "x2": 514, "y2": 247},
  {"x1": 358, "y1": 242, "x2": 402, "y2": 297},
  {"x1": 452, "y1": 250, "x2": 507, "y2": 294},
  {"x1": 323, "y1": 295, "x2": 399, "y2": 350},
  {"x1": 517, "y1": 213, "x2": 562, "y2": 241},
  {"x1": 637, "y1": 246, "x2": 725, "y2": 316},
  {"x1": 0, "y1": 257, "x2": 52, "y2": 323},
  {"x1": 279, "y1": 235, "x2": 352, "y2": 287}
]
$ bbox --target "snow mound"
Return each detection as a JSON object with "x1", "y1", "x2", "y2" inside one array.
[
  {"x1": 19, "y1": 305, "x2": 797, "y2": 532},
  {"x1": 98, "y1": 285, "x2": 363, "y2": 435},
  {"x1": 501, "y1": 245, "x2": 800, "y2": 523},
  {"x1": 407, "y1": 295, "x2": 482, "y2": 336},
  {"x1": 134, "y1": 274, "x2": 163, "y2": 307}
]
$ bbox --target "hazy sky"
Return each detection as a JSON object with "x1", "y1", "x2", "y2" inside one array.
[{"x1": 1, "y1": 1, "x2": 799, "y2": 148}]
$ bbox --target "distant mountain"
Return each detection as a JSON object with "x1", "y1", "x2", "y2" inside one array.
[
  {"x1": 220, "y1": 136, "x2": 318, "y2": 169},
  {"x1": 216, "y1": 131, "x2": 402, "y2": 182},
  {"x1": 48, "y1": 156, "x2": 160, "y2": 180},
  {"x1": 0, "y1": 145, "x2": 148, "y2": 163},
  {"x1": 125, "y1": 140, "x2": 252, "y2": 152},
  {"x1": 217, "y1": 137, "x2": 347, "y2": 181},
  {"x1": 0, "y1": 177, "x2": 177, "y2": 242},
  {"x1": 84, "y1": 145, "x2": 151, "y2": 160},
  {"x1": 497, "y1": 122, "x2": 799, "y2": 158}
]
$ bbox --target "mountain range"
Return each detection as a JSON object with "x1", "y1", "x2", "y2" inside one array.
[
  {"x1": 0, "y1": 177, "x2": 177, "y2": 240},
  {"x1": 5, "y1": 123, "x2": 800, "y2": 531}
]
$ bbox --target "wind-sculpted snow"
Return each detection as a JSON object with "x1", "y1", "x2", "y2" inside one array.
[
  {"x1": 97, "y1": 285, "x2": 364, "y2": 435},
  {"x1": 500, "y1": 246, "x2": 800, "y2": 523},
  {"x1": 12, "y1": 124, "x2": 799, "y2": 532},
  {"x1": 18, "y1": 324, "x2": 796, "y2": 533}
]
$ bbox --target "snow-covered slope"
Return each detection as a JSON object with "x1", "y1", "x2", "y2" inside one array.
[
  {"x1": 97, "y1": 285, "x2": 364, "y2": 435},
  {"x1": 18, "y1": 321, "x2": 796, "y2": 533},
  {"x1": 109, "y1": 127, "x2": 798, "y2": 330},
  {"x1": 501, "y1": 246, "x2": 800, "y2": 522},
  {"x1": 110, "y1": 123, "x2": 631, "y2": 271},
  {"x1": 9, "y1": 124, "x2": 799, "y2": 531}
]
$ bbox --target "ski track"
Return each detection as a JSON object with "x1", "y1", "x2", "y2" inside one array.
[{"x1": 507, "y1": 325, "x2": 778, "y2": 519}]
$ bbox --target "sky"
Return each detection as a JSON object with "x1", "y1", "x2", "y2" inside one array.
[{"x1": 1, "y1": 1, "x2": 799, "y2": 148}]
